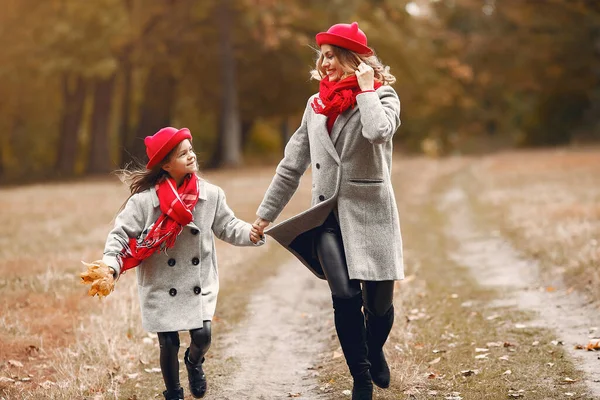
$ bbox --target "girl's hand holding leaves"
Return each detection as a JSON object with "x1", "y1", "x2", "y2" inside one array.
[{"x1": 80, "y1": 260, "x2": 115, "y2": 297}]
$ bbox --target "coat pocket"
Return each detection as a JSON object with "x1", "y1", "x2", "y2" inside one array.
[{"x1": 348, "y1": 178, "x2": 384, "y2": 184}]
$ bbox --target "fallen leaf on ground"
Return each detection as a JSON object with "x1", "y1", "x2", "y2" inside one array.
[
  {"x1": 8, "y1": 360, "x2": 23, "y2": 368},
  {"x1": 429, "y1": 357, "x2": 441, "y2": 365},
  {"x1": 562, "y1": 377, "x2": 577, "y2": 384},
  {"x1": 586, "y1": 341, "x2": 600, "y2": 351},
  {"x1": 39, "y1": 381, "x2": 57, "y2": 390}
]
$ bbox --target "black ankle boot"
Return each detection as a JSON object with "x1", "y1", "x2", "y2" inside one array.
[
  {"x1": 332, "y1": 294, "x2": 373, "y2": 400},
  {"x1": 366, "y1": 305, "x2": 394, "y2": 388},
  {"x1": 162, "y1": 387, "x2": 183, "y2": 400},
  {"x1": 185, "y1": 348, "x2": 207, "y2": 398}
]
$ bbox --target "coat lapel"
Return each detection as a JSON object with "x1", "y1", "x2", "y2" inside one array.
[
  {"x1": 330, "y1": 106, "x2": 360, "y2": 145},
  {"x1": 314, "y1": 114, "x2": 341, "y2": 164}
]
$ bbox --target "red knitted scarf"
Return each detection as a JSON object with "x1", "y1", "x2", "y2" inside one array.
[
  {"x1": 311, "y1": 75, "x2": 381, "y2": 133},
  {"x1": 119, "y1": 174, "x2": 199, "y2": 273}
]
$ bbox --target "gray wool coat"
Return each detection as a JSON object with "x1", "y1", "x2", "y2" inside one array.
[
  {"x1": 103, "y1": 177, "x2": 264, "y2": 333},
  {"x1": 257, "y1": 85, "x2": 404, "y2": 282}
]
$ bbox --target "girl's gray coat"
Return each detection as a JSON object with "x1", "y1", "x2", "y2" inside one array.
[
  {"x1": 257, "y1": 86, "x2": 404, "y2": 282},
  {"x1": 103, "y1": 178, "x2": 263, "y2": 333}
]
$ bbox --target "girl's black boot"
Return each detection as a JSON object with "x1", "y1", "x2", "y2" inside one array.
[
  {"x1": 162, "y1": 387, "x2": 184, "y2": 400},
  {"x1": 366, "y1": 305, "x2": 394, "y2": 388},
  {"x1": 185, "y1": 348, "x2": 207, "y2": 398},
  {"x1": 332, "y1": 293, "x2": 373, "y2": 400}
]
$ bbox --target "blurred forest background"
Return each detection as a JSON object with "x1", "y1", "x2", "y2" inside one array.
[{"x1": 0, "y1": 0, "x2": 599, "y2": 183}]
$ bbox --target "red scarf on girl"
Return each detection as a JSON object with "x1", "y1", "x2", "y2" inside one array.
[
  {"x1": 119, "y1": 174, "x2": 199, "y2": 273},
  {"x1": 311, "y1": 75, "x2": 382, "y2": 133}
]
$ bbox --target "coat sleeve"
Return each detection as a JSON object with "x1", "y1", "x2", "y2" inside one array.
[
  {"x1": 256, "y1": 98, "x2": 312, "y2": 222},
  {"x1": 213, "y1": 187, "x2": 265, "y2": 247},
  {"x1": 102, "y1": 194, "x2": 146, "y2": 277},
  {"x1": 355, "y1": 86, "x2": 401, "y2": 144}
]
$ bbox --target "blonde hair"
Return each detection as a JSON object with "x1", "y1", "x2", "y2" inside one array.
[{"x1": 310, "y1": 45, "x2": 396, "y2": 85}]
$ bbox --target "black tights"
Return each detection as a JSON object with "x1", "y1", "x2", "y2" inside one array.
[
  {"x1": 315, "y1": 213, "x2": 394, "y2": 315},
  {"x1": 157, "y1": 321, "x2": 212, "y2": 392}
]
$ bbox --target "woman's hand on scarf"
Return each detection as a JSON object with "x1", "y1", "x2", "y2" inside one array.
[{"x1": 355, "y1": 62, "x2": 375, "y2": 91}]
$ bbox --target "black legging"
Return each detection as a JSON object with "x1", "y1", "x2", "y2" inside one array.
[
  {"x1": 315, "y1": 212, "x2": 394, "y2": 316},
  {"x1": 157, "y1": 321, "x2": 212, "y2": 391}
]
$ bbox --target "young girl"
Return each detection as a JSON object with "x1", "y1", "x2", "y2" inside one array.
[{"x1": 86, "y1": 127, "x2": 264, "y2": 400}]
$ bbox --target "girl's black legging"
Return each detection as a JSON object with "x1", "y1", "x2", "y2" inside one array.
[
  {"x1": 157, "y1": 321, "x2": 212, "y2": 391},
  {"x1": 315, "y1": 212, "x2": 394, "y2": 316}
]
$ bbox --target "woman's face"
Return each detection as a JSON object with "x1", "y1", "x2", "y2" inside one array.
[
  {"x1": 163, "y1": 139, "x2": 197, "y2": 181},
  {"x1": 320, "y1": 44, "x2": 351, "y2": 82}
]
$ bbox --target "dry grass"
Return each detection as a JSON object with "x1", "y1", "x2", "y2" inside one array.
[
  {"x1": 468, "y1": 148, "x2": 600, "y2": 304},
  {"x1": 1, "y1": 151, "x2": 596, "y2": 399}
]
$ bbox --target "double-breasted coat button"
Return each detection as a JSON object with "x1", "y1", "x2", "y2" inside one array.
[
  {"x1": 193, "y1": 286, "x2": 201, "y2": 295},
  {"x1": 167, "y1": 258, "x2": 176, "y2": 267},
  {"x1": 316, "y1": 163, "x2": 320, "y2": 169},
  {"x1": 169, "y1": 288, "x2": 177, "y2": 296},
  {"x1": 191, "y1": 228, "x2": 199, "y2": 235},
  {"x1": 319, "y1": 195, "x2": 325, "y2": 201},
  {"x1": 192, "y1": 257, "x2": 200, "y2": 265}
]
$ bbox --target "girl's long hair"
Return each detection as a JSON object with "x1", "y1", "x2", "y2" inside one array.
[
  {"x1": 310, "y1": 45, "x2": 396, "y2": 85},
  {"x1": 115, "y1": 146, "x2": 178, "y2": 212}
]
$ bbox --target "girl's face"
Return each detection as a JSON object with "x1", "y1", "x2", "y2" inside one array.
[
  {"x1": 320, "y1": 44, "x2": 352, "y2": 82},
  {"x1": 163, "y1": 139, "x2": 197, "y2": 182}
]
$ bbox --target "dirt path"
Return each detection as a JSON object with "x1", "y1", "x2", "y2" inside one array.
[
  {"x1": 211, "y1": 255, "x2": 333, "y2": 400},
  {"x1": 440, "y1": 170, "x2": 600, "y2": 397}
]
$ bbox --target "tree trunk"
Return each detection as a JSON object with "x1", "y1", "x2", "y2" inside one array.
[
  {"x1": 130, "y1": 63, "x2": 176, "y2": 163},
  {"x1": 118, "y1": 54, "x2": 134, "y2": 167},
  {"x1": 55, "y1": 74, "x2": 86, "y2": 176},
  {"x1": 87, "y1": 73, "x2": 117, "y2": 174},
  {"x1": 241, "y1": 119, "x2": 254, "y2": 150},
  {"x1": 216, "y1": 0, "x2": 241, "y2": 167}
]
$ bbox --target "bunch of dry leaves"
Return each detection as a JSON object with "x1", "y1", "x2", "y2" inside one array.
[{"x1": 80, "y1": 260, "x2": 115, "y2": 297}]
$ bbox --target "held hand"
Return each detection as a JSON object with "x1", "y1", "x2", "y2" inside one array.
[
  {"x1": 355, "y1": 62, "x2": 375, "y2": 91},
  {"x1": 253, "y1": 217, "x2": 271, "y2": 233},
  {"x1": 250, "y1": 224, "x2": 263, "y2": 244}
]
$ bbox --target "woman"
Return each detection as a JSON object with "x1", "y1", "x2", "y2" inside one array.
[{"x1": 254, "y1": 22, "x2": 403, "y2": 400}]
